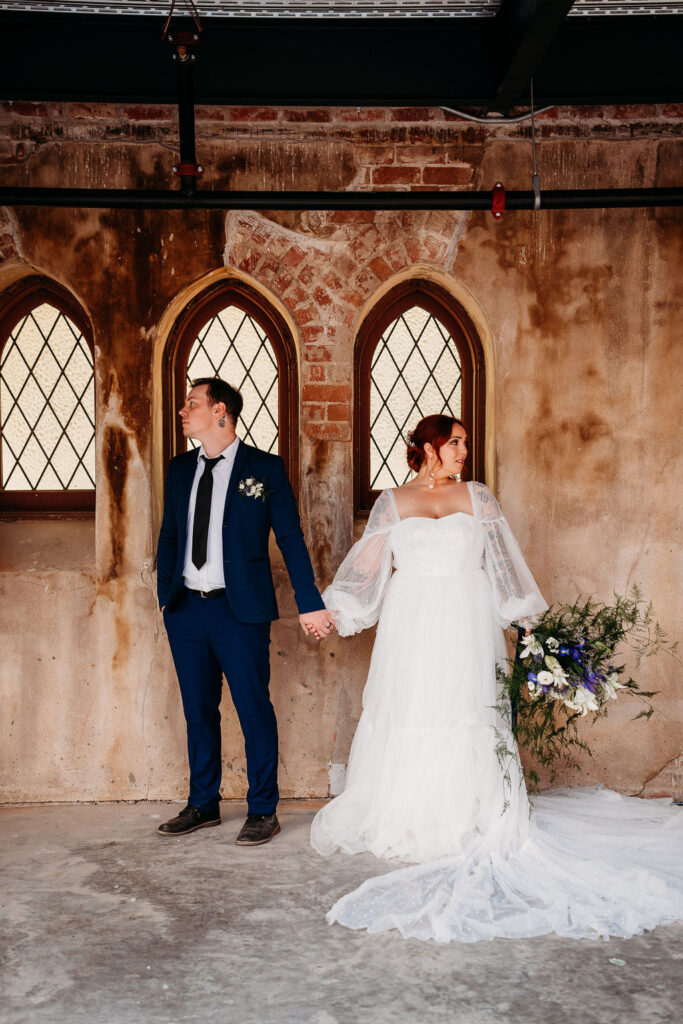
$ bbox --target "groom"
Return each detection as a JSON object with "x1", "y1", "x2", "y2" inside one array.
[{"x1": 156, "y1": 377, "x2": 334, "y2": 844}]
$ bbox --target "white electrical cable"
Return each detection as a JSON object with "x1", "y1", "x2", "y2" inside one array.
[{"x1": 439, "y1": 104, "x2": 557, "y2": 124}]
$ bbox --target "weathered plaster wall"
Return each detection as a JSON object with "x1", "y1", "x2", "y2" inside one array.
[{"x1": 0, "y1": 102, "x2": 681, "y2": 803}]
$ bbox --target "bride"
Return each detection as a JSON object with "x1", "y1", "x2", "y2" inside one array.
[{"x1": 310, "y1": 414, "x2": 683, "y2": 943}]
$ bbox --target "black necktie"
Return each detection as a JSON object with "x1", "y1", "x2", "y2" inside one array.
[{"x1": 191, "y1": 455, "x2": 224, "y2": 570}]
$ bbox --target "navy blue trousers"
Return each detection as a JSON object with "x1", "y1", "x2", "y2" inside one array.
[{"x1": 163, "y1": 588, "x2": 277, "y2": 816}]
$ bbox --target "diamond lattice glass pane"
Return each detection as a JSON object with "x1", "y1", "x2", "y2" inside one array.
[
  {"x1": 1, "y1": 302, "x2": 95, "y2": 489},
  {"x1": 186, "y1": 304, "x2": 279, "y2": 455},
  {"x1": 370, "y1": 304, "x2": 462, "y2": 489},
  {"x1": 34, "y1": 406, "x2": 63, "y2": 457}
]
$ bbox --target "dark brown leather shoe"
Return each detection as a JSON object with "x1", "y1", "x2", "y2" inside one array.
[
  {"x1": 234, "y1": 813, "x2": 281, "y2": 846},
  {"x1": 157, "y1": 804, "x2": 221, "y2": 836}
]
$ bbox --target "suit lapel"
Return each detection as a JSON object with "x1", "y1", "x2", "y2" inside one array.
[
  {"x1": 223, "y1": 440, "x2": 249, "y2": 523},
  {"x1": 179, "y1": 449, "x2": 200, "y2": 515}
]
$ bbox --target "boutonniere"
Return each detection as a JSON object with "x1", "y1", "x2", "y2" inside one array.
[{"x1": 237, "y1": 476, "x2": 271, "y2": 501}]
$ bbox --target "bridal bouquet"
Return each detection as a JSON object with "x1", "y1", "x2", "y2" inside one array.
[{"x1": 496, "y1": 586, "x2": 677, "y2": 792}]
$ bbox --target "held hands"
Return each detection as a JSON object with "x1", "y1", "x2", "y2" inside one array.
[{"x1": 299, "y1": 608, "x2": 336, "y2": 641}]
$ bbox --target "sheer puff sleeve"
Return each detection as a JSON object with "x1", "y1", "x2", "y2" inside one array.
[
  {"x1": 471, "y1": 481, "x2": 549, "y2": 629},
  {"x1": 323, "y1": 489, "x2": 398, "y2": 637}
]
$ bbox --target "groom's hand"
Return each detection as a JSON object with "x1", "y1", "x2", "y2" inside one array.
[{"x1": 299, "y1": 609, "x2": 336, "y2": 641}]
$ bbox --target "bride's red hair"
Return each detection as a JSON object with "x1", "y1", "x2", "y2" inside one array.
[{"x1": 406, "y1": 414, "x2": 465, "y2": 473}]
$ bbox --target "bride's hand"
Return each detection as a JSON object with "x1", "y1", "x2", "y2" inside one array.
[{"x1": 299, "y1": 609, "x2": 336, "y2": 641}]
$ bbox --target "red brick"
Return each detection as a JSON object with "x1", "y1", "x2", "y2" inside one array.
[
  {"x1": 369, "y1": 257, "x2": 394, "y2": 282},
  {"x1": 384, "y1": 244, "x2": 408, "y2": 273},
  {"x1": 228, "y1": 107, "x2": 279, "y2": 122},
  {"x1": 273, "y1": 271, "x2": 294, "y2": 294},
  {"x1": 298, "y1": 265, "x2": 315, "y2": 286},
  {"x1": 404, "y1": 238, "x2": 422, "y2": 262},
  {"x1": 123, "y1": 105, "x2": 173, "y2": 121},
  {"x1": 396, "y1": 145, "x2": 447, "y2": 165},
  {"x1": 284, "y1": 109, "x2": 332, "y2": 123},
  {"x1": 534, "y1": 108, "x2": 560, "y2": 122},
  {"x1": 333, "y1": 108, "x2": 387, "y2": 123},
  {"x1": 354, "y1": 147, "x2": 395, "y2": 166},
  {"x1": 422, "y1": 165, "x2": 473, "y2": 186},
  {"x1": 613, "y1": 104, "x2": 658, "y2": 120},
  {"x1": 302, "y1": 384, "x2": 350, "y2": 403},
  {"x1": 301, "y1": 325, "x2": 326, "y2": 344},
  {"x1": 9, "y1": 101, "x2": 49, "y2": 117},
  {"x1": 258, "y1": 257, "x2": 280, "y2": 278},
  {"x1": 67, "y1": 102, "x2": 120, "y2": 119},
  {"x1": 238, "y1": 251, "x2": 261, "y2": 273},
  {"x1": 195, "y1": 106, "x2": 227, "y2": 122},
  {"x1": 304, "y1": 344, "x2": 332, "y2": 361},
  {"x1": 340, "y1": 289, "x2": 365, "y2": 308},
  {"x1": 349, "y1": 226, "x2": 382, "y2": 263},
  {"x1": 295, "y1": 303, "x2": 318, "y2": 326},
  {"x1": 573, "y1": 105, "x2": 605, "y2": 119},
  {"x1": 390, "y1": 107, "x2": 435, "y2": 122},
  {"x1": 313, "y1": 286, "x2": 332, "y2": 307},
  {"x1": 305, "y1": 403, "x2": 326, "y2": 421},
  {"x1": 327, "y1": 403, "x2": 350, "y2": 422},
  {"x1": 423, "y1": 234, "x2": 447, "y2": 260},
  {"x1": 304, "y1": 422, "x2": 346, "y2": 441},
  {"x1": 321, "y1": 269, "x2": 345, "y2": 291},
  {"x1": 329, "y1": 211, "x2": 377, "y2": 225},
  {"x1": 307, "y1": 364, "x2": 327, "y2": 383},
  {"x1": 372, "y1": 166, "x2": 421, "y2": 185},
  {"x1": 662, "y1": 104, "x2": 683, "y2": 118},
  {"x1": 283, "y1": 245, "x2": 306, "y2": 268}
]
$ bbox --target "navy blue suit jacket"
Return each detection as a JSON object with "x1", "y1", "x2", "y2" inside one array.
[{"x1": 156, "y1": 441, "x2": 325, "y2": 622}]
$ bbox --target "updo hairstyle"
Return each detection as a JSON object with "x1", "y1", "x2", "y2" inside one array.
[{"x1": 406, "y1": 414, "x2": 465, "y2": 473}]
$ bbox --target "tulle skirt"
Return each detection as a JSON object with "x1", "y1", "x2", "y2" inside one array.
[{"x1": 311, "y1": 569, "x2": 683, "y2": 942}]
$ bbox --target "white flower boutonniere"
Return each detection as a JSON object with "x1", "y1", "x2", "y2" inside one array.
[{"x1": 237, "y1": 476, "x2": 271, "y2": 502}]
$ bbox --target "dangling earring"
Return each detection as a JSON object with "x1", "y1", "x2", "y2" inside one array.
[
  {"x1": 218, "y1": 415, "x2": 226, "y2": 428},
  {"x1": 455, "y1": 471, "x2": 462, "y2": 483},
  {"x1": 428, "y1": 463, "x2": 435, "y2": 490}
]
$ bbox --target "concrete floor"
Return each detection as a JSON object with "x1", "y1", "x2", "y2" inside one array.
[{"x1": 1, "y1": 802, "x2": 681, "y2": 1024}]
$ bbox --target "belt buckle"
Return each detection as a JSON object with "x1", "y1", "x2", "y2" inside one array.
[{"x1": 200, "y1": 590, "x2": 208, "y2": 599}]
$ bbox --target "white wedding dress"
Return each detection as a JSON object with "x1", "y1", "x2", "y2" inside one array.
[{"x1": 310, "y1": 483, "x2": 683, "y2": 942}]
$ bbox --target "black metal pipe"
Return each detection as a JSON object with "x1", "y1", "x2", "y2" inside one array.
[
  {"x1": 176, "y1": 55, "x2": 198, "y2": 195},
  {"x1": 0, "y1": 187, "x2": 681, "y2": 211},
  {"x1": 167, "y1": 29, "x2": 201, "y2": 196}
]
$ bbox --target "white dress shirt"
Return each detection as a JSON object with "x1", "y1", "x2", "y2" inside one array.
[{"x1": 183, "y1": 437, "x2": 240, "y2": 592}]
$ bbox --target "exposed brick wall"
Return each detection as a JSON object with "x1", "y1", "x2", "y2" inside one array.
[
  {"x1": 0, "y1": 102, "x2": 681, "y2": 187},
  {"x1": 225, "y1": 208, "x2": 458, "y2": 440}
]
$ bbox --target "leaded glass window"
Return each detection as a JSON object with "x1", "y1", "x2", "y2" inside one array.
[
  {"x1": 0, "y1": 301, "x2": 95, "y2": 492},
  {"x1": 355, "y1": 280, "x2": 485, "y2": 515},
  {"x1": 185, "y1": 305, "x2": 279, "y2": 454},
  {"x1": 370, "y1": 306, "x2": 462, "y2": 489}
]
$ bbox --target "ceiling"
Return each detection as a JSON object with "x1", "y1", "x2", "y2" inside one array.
[{"x1": 1, "y1": 0, "x2": 682, "y2": 109}]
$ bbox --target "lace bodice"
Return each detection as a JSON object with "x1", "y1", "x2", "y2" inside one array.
[
  {"x1": 323, "y1": 482, "x2": 548, "y2": 636},
  {"x1": 391, "y1": 513, "x2": 484, "y2": 577}
]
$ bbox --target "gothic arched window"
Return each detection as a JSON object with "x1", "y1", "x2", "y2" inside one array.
[
  {"x1": 0, "y1": 279, "x2": 95, "y2": 519},
  {"x1": 354, "y1": 280, "x2": 486, "y2": 515},
  {"x1": 164, "y1": 280, "x2": 298, "y2": 487}
]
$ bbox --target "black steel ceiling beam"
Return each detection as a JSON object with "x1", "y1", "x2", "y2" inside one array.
[
  {"x1": 1, "y1": 12, "x2": 682, "y2": 108},
  {"x1": 0, "y1": 187, "x2": 680, "y2": 211},
  {"x1": 493, "y1": 0, "x2": 575, "y2": 108}
]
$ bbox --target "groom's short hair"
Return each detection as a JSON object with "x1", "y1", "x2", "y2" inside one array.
[{"x1": 192, "y1": 377, "x2": 244, "y2": 425}]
